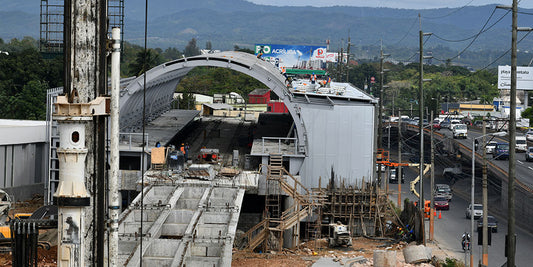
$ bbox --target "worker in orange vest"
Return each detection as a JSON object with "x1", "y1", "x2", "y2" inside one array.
[{"x1": 310, "y1": 73, "x2": 316, "y2": 84}]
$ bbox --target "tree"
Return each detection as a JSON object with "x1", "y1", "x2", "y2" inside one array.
[
  {"x1": 184, "y1": 38, "x2": 200, "y2": 57},
  {"x1": 162, "y1": 47, "x2": 182, "y2": 61},
  {"x1": 129, "y1": 49, "x2": 163, "y2": 76},
  {"x1": 177, "y1": 92, "x2": 196, "y2": 110},
  {"x1": 205, "y1": 41, "x2": 212, "y2": 50}
]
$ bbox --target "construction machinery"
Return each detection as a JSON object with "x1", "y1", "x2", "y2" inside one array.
[{"x1": 328, "y1": 221, "x2": 352, "y2": 247}]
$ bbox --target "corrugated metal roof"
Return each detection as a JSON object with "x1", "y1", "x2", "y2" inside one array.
[
  {"x1": 249, "y1": 88, "x2": 270, "y2": 96},
  {"x1": 202, "y1": 103, "x2": 234, "y2": 110}
]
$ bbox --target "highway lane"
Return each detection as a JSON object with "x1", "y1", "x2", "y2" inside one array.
[
  {"x1": 387, "y1": 162, "x2": 533, "y2": 266},
  {"x1": 435, "y1": 126, "x2": 533, "y2": 189}
]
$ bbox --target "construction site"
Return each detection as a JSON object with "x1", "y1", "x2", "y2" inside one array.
[{"x1": 0, "y1": 1, "x2": 452, "y2": 266}]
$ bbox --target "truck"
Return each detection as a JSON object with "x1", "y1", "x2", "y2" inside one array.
[
  {"x1": 452, "y1": 124, "x2": 468, "y2": 139},
  {"x1": 516, "y1": 135, "x2": 527, "y2": 152},
  {"x1": 328, "y1": 222, "x2": 352, "y2": 247}
]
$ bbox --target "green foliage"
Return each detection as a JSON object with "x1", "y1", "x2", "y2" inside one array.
[
  {"x1": 129, "y1": 49, "x2": 164, "y2": 76},
  {"x1": 0, "y1": 37, "x2": 62, "y2": 120},
  {"x1": 175, "y1": 92, "x2": 196, "y2": 110},
  {"x1": 176, "y1": 67, "x2": 264, "y2": 97},
  {"x1": 522, "y1": 107, "x2": 533, "y2": 126},
  {"x1": 184, "y1": 38, "x2": 200, "y2": 57},
  {"x1": 441, "y1": 257, "x2": 464, "y2": 267}
]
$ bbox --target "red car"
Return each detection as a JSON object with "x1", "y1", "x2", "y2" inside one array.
[
  {"x1": 432, "y1": 120, "x2": 441, "y2": 130},
  {"x1": 434, "y1": 196, "x2": 449, "y2": 210}
]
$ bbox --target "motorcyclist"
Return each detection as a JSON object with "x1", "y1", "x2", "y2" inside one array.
[{"x1": 461, "y1": 232, "x2": 471, "y2": 250}]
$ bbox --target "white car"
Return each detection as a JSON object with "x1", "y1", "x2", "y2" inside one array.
[
  {"x1": 453, "y1": 124, "x2": 468, "y2": 139},
  {"x1": 485, "y1": 141, "x2": 498, "y2": 154},
  {"x1": 526, "y1": 130, "x2": 533, "y2": 142},
  {"x1": 466, "y1": 204, "x2": 483, "y2": 219}
]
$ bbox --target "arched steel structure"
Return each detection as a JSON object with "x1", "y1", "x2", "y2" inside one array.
[{"x1": 119, "y1": 51, "x2": 307, "y2": 153}]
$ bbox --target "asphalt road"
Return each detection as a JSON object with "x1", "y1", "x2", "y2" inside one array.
[{"x1": 385, "y1": 127, "x2": 533, "y2": 266}]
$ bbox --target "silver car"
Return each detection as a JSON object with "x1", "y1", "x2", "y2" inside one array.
[{"x1": 527, "y1": 130, "x2": 533, "y2": 142}]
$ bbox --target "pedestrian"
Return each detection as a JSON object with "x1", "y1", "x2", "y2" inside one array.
[{"x1": 185, "y1": 143, "x2": 190, "y2": 160}]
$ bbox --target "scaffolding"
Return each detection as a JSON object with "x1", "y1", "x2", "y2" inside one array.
[{"x1": 39, "y1": 0, "x2": 125, "y2": 54}]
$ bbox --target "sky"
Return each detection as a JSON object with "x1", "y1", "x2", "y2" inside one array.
[{"x1": 247, "y1": 0, "x2": 533, "y2": 9}]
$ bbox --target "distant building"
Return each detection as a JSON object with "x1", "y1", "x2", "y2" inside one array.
[
  {"x1": 213, "y1": 92, "x2": 245, "y2": 104},
  {"x1": 267, "y1": 100, "x2": 288, "y2": 113},
  {"x1": 248, "y1": 89, "x2": 271, "y2": 104}
]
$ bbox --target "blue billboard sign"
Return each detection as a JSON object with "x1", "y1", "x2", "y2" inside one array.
[{"x1": 255, "y1": 44, "x2": 330, "y2": 70}]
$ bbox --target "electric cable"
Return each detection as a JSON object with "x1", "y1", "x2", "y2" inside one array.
[
  {"x1": 140, "y1": 0, "x2": 148, "y2": 265},
  {"x1": 392, "y1": 17, "x2": 419, "y2": 46},
  {"x1": 478, "y1": 31, "x2": 533, "y2": 71}
]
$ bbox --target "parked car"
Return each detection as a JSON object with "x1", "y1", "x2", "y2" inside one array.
[
  {"x1": 434, "y1": 196, "x2": 449, "y2": 210},
  {"x1": 466, "y1": 204, "x2": 483, "y2": 219},
  {"x1": 476, "y1": 215, "x2": 498, "y2": 233},
  {"x1": 485, "y1": 141, "x2": 498, "y2": 154},
  {"x1": 526, "y1": 130, "x2": 533, "y2": 142},
  {"x1": 493, "y1": 143, "x2": 510, "y2": 160},
  {"x1": 516, "y1": 135, "x2": 527, "y2": 152},
  {"x1": 526, "y1": 147, "x2": 533, "y2": 162}
]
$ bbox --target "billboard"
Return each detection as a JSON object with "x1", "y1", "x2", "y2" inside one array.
[
  {"x1": 498, "y1": 65, "x2": 533, "y2": 90},
  {"x1": 255, "y1": 44, "x2": 332, "y2": 69}
]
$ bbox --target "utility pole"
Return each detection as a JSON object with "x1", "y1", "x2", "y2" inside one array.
[
  {"x1": 418, "y1": 14, "x2": 432, "y2": 245},
  {"x1": 430, "y1": 111, "x2": 435, "y2": 241},
  {"x1": 346, "y1": 36, "x2": 351, "y2": 82},
  {"x1": 418, "y1": 16, "x2": 425, "y2": 239},
  {"x1": 508, "y1": 1, "x2": 518, "y2": 266},
  {"x1": 398, "y1": 110, "x2": 402, "y2": 208},
  {"x1": 482, "y1": 119, "x2": 488, "y2": 266}
]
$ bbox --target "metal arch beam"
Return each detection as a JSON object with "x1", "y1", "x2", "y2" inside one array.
[{"x1": 120, "y1": 51, "x2": 307, "y2": 153}]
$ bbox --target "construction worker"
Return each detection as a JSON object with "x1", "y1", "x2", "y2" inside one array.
[
  {"x1": 184, "y1": 143, "x2": 190, "y2": 160},
  {"x1": 180, "y1": 143, "x2": 185, "y2": 156},
  {"x1": 310, "y1": 72, "x2": 316, "y2": 84}
]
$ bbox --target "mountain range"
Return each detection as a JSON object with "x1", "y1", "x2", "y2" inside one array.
[{"x1": 2, "y1": 0, "x2": 533, "y2": 67}]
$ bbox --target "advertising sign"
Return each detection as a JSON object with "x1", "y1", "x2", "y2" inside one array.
[
  {"x1": 255, "y1": 44, "x2": 332, "y2": 69},
  {"x1": 498, "y1": 65, "x2": 533, "y2": 90}
]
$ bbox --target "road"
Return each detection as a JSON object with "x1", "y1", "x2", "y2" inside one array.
[{"x1": 385, "y1": 126, "x2": 533, "y2": 266}]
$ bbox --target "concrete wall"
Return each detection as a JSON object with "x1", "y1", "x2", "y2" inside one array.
[{"x1": 299, "y1": 103, "x2": 375, "y2": 188}]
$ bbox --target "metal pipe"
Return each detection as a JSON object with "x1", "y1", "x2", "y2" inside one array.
[{"x1": 109, "y1": 27, "x2": 121, "y2": 267}]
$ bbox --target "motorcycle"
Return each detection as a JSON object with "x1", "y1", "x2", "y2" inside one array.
[{"x1": 461, "y1": 232, "x2": 471, "y2": 251}]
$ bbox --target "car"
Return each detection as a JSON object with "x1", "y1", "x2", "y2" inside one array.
[
  {"x1": 516, "y1": 136, "x2": 527, "y2": 152},
  {"x1": 485, "y1": 141, "x2": 498, "y2": 154},
  {"x1": 526, "y1": 130, "x2": 533, "y2": 142},
  {"x1": 435, "y1": 184, "x2": 452, "y2": 201},
  {"x1": 388, "y1": 167, "x2": 405, "y2": 184},
  {"x1": 440, "y1": 121, "x2": 451, "y2": 129},
  {"x1": 466, "y1": 204, "x2": 483, "y2": 219},
  {"x1": 473, "y1": 120, "x2": 484, "y2": 128},
  {"x1": 476, "y1": 215, "x2": 498, "y2": 233},
  {"x1": 526, "y1": 147, "x2": 533, "y2": 162},
  {"x1": 432, "y1": 120, "x2": 441, "y2": 130},
  {"x1": 450, "y1": 119, "x2": 461, "y2": 130},
  {"x1": 452, "y1": 124, "x2": 468, "y2": 139},
  {"x1": 434, "y1": 196, "x2": 449, "y2": 210},
  {"x1": 493, "y1": 143, "x2": 510, "y2": 160}
]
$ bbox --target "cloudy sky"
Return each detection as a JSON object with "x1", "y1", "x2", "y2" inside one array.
[{"x1": 247, "y1": 0, "x2": 533, "y2": 9}]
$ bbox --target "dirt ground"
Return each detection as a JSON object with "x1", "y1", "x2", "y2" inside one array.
[
  {"x1": 0, "y1": 195, "x2": 58, "y2": 266},
  {"x1": 232, "y1": 237, "x2": 440, "y2": 267}
]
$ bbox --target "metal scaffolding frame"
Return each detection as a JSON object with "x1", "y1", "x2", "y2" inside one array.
[{"x1": 39, "y1": 0, "x2": 125, "y2": 54}]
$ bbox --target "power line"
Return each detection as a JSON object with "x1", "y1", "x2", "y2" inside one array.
[
  {"x1": 431, "y1": 9, "x2": 510, "y2": 43},
  {"x1": 393, "y1": 17, "x2": 419, "y2": 46},
  {"x1": 477, "y1": 31, "x2": 533, "y2": 71}
]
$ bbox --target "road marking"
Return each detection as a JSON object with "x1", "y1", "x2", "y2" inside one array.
[
  {"x1": 529, "y1": 167, "x2": 533, "y2": 171},
  {"x1": 518, "y1": 160, "x2": 524, "y2": 165}
]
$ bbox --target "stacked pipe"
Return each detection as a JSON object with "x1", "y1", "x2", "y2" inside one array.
[{"x1": 11, "y1": 220, "x2": 39, "y2": 267}]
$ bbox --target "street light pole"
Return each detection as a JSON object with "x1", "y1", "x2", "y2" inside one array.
[
  {"x1": 471, "y1": 131, "x2": 507, "y2": 267},
  {"x1": 482, "y1": 120, "x2": 488, "y2": 266},
  {"x1": 430, "y1": 111, "x2": 435, "y2": 241}
]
